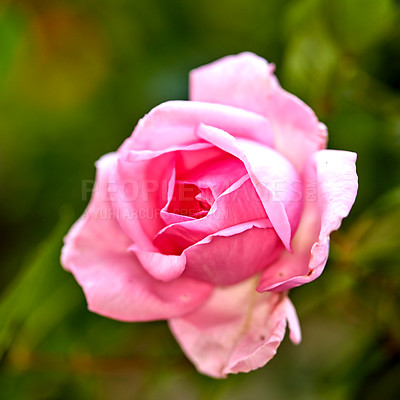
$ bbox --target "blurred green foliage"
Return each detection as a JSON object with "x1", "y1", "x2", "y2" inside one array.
[{"x1": 0, "y1": 0, "x2": 399, "y2": 398}]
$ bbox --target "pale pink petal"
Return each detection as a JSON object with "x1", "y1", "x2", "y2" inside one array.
[
  {"x1": 267, "y1": 91, "x2": 327, "y2": 172},
  {"x1": 128, "y1": 245, "x2": 187, "y2": 282},
  {"x1": 61, "y1": 153, "x2": 213, "y2": 321},
  {"x1": 257, "y1": 150, "x2": 358, "y2": 292},
  {"x1": 190, "y1": 52, "x2": 276, "y2": 116},
  {"x1": 182, "y1": 220, "x2": 282, "y2": 286},
  {"x1": 109, "y1": 151, "x2": 174, "y2": 250},
  {"x1": 169, "y1": 277, "x2": 300, "y2": 378},
  {"x1": 190, "y1": 52, "x2": 327, "y2": 171},
  {"x1": 120, "y1": 100, "x2": 274, "y2": 151},
  {"x1": 197, "y1": 123, "x2": 302, "y2": 250},
  {"x1": 285, "y1": 297, "x2": 302, "y2": 344}
]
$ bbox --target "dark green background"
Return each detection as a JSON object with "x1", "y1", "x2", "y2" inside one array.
[{"x1": 1, "y1": 0, "x2": 399, "y2": 398}]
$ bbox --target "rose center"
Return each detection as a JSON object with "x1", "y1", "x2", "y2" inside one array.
[{"x1": 167, "y1": 182, "x2": 212, "y2": 219}]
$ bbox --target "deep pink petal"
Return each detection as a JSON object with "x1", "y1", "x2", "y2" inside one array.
[
  {"x1": 169, "y1": 277, "x2": 300, "y2": 378},
  {"x1": 197, "y1": 123, "x2": 302, "y2": 250},
  {"x1": 154, "y1": 175, "x2": 269, "y2": 255},
  {"x1": 257, "y1": 150, "x2": 358, "y2": 292},
  {"x1": 178, "y1": 154, "x2": 246, "y2": 199},
  {"x1": 111, "y1": 143, "x2": 218, "y2": 249},
  {"x1": 182, "y1": 220, "x2": 282, "y2": 286},
  {"x1": 161, "y1": 151, "x2": 246, "y2": 225},
  {"x1": 119, "y1": 100, "x2": 274, "y2": 151},
  {"x1": 61, "y1": 154, "x2": 213, "y2": 321},
  {"x1": 190, "y1": 52, "x2": 327, "y2": 171},
  {"x1": 159, "y1": 154, "x2": 247, "y2": 228}
]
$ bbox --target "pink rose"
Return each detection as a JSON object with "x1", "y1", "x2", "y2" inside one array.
[{"x1": 61, "y1": 53, "x2": 358, "y2": 378}]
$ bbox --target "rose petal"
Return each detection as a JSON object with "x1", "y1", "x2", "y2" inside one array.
[
  {"x1": 161, "y1": 153, "x2": 246, "y2": 225},
  {"x1": 190, "y1": 52, "x2": 277, "y2": 116},
  {"x1": 109, "y1": 152, "x2": 172, "y2": 250},
  {"x1": 169, "y1": 277, "x2": 300, "y2": 378},
  {"x1": 182, "y1": 220, "x2": 282, "y2": 286},
  {"x1": 61, "y1": 153, "x2": 213, "y2": 321},
  {"x1": 120, "y1": 100, "x2": 274, "y2": 151},
  {"x1": 257, "y1": 150, "x2": 358, "y2": 292},
  {"x1": 111, "y1": 143, "x2": 217, "y2": 249},
  {"x1": 285, "y1": 297, "x2": 302, "y2": 344},
  {"x1": 178, "y1": 154, "x2": 247, "y2": 199},
  {"x1": 154, "y1": 175, "x2": 269, "y2": 255},
  {"x1": 190, "y1": 52, "x2": 327, "y2": 171},
  {"x1": 197, "y1": 123, "x2": 302, "y2": 250},
  {"x1": 128, "y1": 245, "x2": 187, "y2": 282}
]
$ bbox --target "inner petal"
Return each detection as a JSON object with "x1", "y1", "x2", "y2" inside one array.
[
  {"x1": 157, "y1": 148, "x2": 254, "y2": 255},
  {"x1": 178, "y1": 154, "x2": 247, "y2": 199},
  {"x1": 154, "y1": 175, "x2": 271, "y2": 256},
  {"x1": 161, "y1": 151, "x2": 247, "y2": 227},
  {"x1": 167, "y1": 182, "x2": 212, "y2": 219}
]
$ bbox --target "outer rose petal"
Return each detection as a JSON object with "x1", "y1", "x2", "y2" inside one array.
[
  {"x1": 257, "y1": 150, "x2": 358, "y2": 292},
  {"x1": 169, "y1": 277, "x2": 300, "y2": 378},
  {"x1": 61, "y1": 153, "x2": 213, "y2": 321},
  {"x1": 190, "y1": 52, "x2": 327, "y2": 171},
  {"x1": 119, "y1": 100, "x2": 274, "y2": 152}
]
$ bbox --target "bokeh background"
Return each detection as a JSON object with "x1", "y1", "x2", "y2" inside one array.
[{"x1": 1, "y1": 0, "x2": 399, "y2": 398}]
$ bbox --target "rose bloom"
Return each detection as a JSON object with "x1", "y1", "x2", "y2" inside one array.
[{"x1": 62, "y1": 53, "x2": 358, "y2": 378}]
